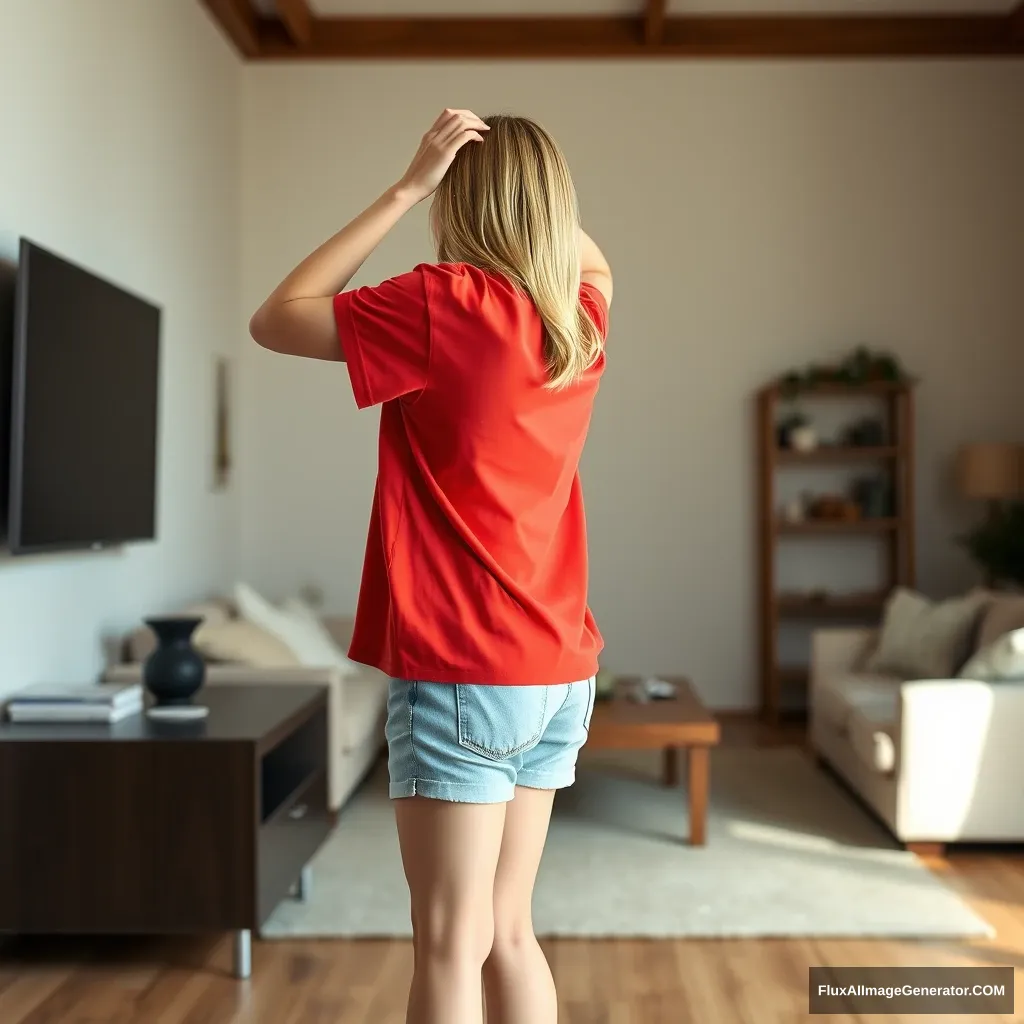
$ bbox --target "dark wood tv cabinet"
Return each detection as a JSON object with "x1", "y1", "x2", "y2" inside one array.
[{"x1": 0, "y1": 684, "x2": 331, "y2": 978}]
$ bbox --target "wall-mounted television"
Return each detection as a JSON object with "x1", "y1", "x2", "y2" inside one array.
[{"x1": 6, "y1": 240, "x2": 161, "y2": 555}]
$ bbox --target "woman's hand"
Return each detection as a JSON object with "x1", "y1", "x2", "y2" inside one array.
[{"x1": 396, "y1": 109, "x2": 489, "y2": 204}]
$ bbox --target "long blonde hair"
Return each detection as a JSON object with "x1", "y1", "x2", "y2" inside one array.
[{"x1": 431, "y1": 114, "x2": 603, "y2": 390}]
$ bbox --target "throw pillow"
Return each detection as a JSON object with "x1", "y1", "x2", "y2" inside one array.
[
  {"x1": 975, "y1": 594, "x2": 1024, "y2": 652},
  {"x1": 234, "y1": 582, "x2": 360, "y2": 676},
  {"x1": 283, "y1": 596, "x2": 362, "y2": 679},
  {"x1": 193, "y1": 619, "x2": 300, "y2": 669},
  {"x1": 865, "y1": 588, "x2": 990, "y2": 680},
  {"x1": 958, "y1": 627, "x2": 1024, "y2": 682}
]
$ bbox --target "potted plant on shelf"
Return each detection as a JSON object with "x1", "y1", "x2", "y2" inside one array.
[{"x1": 778, "y1": 346, "x2": 912, "y2": 396}]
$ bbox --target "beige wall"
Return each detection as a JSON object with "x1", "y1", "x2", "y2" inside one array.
[
  {"x1": 0, "y1": 1, "x2": 241, "y2": 694},
  {"x1": 239, "y1": 60, "x2": 1024, "y2": 708}
]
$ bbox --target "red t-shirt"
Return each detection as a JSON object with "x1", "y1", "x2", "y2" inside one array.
[{"x1": 334, "y1": 262, "x2": 608, "y2": 685}]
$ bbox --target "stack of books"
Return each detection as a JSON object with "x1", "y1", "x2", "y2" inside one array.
[{"x1": 4, "y1": 682, "x2": 144, "y2": 723}]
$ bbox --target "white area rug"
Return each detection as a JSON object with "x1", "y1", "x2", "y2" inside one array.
[{"x1": 262, "y1": 747, "x2": 993, "y2": 940}]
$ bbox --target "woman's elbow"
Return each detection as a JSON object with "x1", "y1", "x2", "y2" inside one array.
[{"x1": 249, "y1": 305, "x2": 279, "y2": 351}]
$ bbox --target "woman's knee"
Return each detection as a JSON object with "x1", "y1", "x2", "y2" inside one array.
[
  {"x1": 412, "y1": 903, "x2": 494, "y2": 967},
  {"x1": 489, "y1": 904, "x2": 536, "y2": 958}
]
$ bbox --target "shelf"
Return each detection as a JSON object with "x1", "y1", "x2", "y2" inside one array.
[
  {"x1": 778, "y1": 666, "x2": 809, "y2": 687},
  {"x1": 757, "y1": 376, "x2": 915, "y2": 726},
  {"x1": 776, "y1": 591, "x2": 887, "y2": 617},
  {"x1": 775, "y1": 445, "x2": 898, "y2": 464},
  {"x1": 262, "y1": 766, "x2": 324, "y2": 826},
  {"x1": 776, "y1": 517, "x2": 900, "y2": 535},
  {"x1": 765, "y1": 380, "x2": 910, "y2": 397}
]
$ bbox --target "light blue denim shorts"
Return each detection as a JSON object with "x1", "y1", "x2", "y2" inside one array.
[{"x1": 386, "y1": 678, "x2": 596, "y2": 803}]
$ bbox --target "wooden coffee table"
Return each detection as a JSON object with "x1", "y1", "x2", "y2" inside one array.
[{"x1": 586, "y1": 676, "x2": 721, "y2": 845}]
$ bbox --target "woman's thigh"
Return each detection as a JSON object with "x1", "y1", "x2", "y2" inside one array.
[{"x1": 394, "y1": 796, "x2": 506, "y2": 943}]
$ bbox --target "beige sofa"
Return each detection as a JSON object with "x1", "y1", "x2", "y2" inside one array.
[
  {"x1": 809, "y1": 592, "x2": 1024, "y2": 849},
  {"x1": 105, "y1": 601, "x2": 387, "y2": 813}
]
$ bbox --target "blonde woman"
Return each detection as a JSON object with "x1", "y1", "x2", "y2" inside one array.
[{"x1": 250, "y1": 109, "x2": 613, "y2": 1024}]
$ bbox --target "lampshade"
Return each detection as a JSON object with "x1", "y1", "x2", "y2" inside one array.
[{"x1": 957, "y1": 443, "x2": 1024, "y2": 500}]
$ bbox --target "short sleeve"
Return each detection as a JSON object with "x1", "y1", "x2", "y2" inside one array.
[
  {"x1": 580, "y1": 282, "x2": 609, "y2": 340},
  {"x1": 334, "y1": 269, "x2": 430, "y2": 409}
]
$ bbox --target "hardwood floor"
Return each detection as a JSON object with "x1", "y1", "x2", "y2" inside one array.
[{"x1": 2, "y1": 719, "x2": 1021, "y2": 1024}]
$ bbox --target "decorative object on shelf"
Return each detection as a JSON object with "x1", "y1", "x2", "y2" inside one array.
[
  {"x1": 806, "y1": 494, "x2": 861, "y2": 521},
  {"x1": 142, "y1": 617, "x2": 208, "y2": 714},
  {"x1": 782, "y1": 496, "x2": 806, "y2": 523},
  {"x1": 789, "y1": 422, "x2": 818, "y2": 452},
  {"x1": 843, "y1": 416, "x2": 887, "y2": 447},
  {"x1": 778, "y1": 346, "x2": 911, "y2": 396},
  {"x1": 776, "y1": 410, "x2": 812, "y2": 450},
  {"x1": 851, "y1": 474, "x2": 893, "y2": 519}
]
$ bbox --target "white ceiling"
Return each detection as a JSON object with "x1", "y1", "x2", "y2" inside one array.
[{"x1": 298, "y1": 0, "x2": 1014, "y2": 15}]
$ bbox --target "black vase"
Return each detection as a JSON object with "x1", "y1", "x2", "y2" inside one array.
[{"x1": 143, "y1": 616, "x2": 206, "y2": 706}]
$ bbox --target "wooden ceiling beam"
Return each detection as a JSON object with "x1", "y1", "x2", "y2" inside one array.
[
  {"x1": 1012, "y1": 2, "x2": 1024, "y2": 41},
  {"x1": 201, "y1": 0, "x2": 260, "y2": 58},
  {"x1": 250, "y1": 14, "x2": 1023, "y2": 60},
  {"x1": 645, "y1": 0, "x2": 668, "y2": 46},
  {"x1": 274, "y1": 0, "x2": 312, "y2": 47}
]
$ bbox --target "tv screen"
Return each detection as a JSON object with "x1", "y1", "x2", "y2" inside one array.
[{"x1": 7, "y1": 240, "x2": 161, "y2": 554}]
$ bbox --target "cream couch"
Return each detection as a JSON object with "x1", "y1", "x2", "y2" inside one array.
[
  {"x1": 105, "y1": 601, "x2": 387, "y2": 813},
  {"x1": 809, "y1": 593, "x2": 1024, "y2": 849}
]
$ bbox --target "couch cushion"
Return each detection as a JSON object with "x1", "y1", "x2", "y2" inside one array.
[
  {"x1": 847, "y1": 699, "x2": 898, "y2": 774},
  {"x1": 194, "y1": 619, "x2": 301, "y2": 669},
  {"x1": 865, "y1": 587, "x2": 989, "y2": 679},
  {"x1": 339, "y1": 673, "x2": 388, "y2": 752},
  {"x1": 975, "y1": 594, "x2": 1024, "y2": 652},
  {"x1": 959, "y1": 627, "x2": 1024, "y2": 682},
  {"x1": 815, "y1": 672, "x2": 902, "y2": 733},
  {"x1": 234, "y1": 583, "x2": 362, "y2": 677}
]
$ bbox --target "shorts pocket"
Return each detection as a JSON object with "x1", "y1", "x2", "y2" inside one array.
[
  {"x1": 583, "y1": 677, "x2": 596, "y2": 735},
  {"x1": 456, "y1": 683, "x2": 548, "y2": 761}
]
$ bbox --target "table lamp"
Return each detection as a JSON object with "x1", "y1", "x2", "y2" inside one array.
[{"x1": 957, "y1": 442, "x2": 1024, "y2": 518}]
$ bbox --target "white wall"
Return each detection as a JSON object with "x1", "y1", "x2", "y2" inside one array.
[
  {"x1": 0, "y1": 1, "x2": 241, "y2": 694},
  {"x1": 239, "y1": 61, "x2": 1024, "y2": 709}
]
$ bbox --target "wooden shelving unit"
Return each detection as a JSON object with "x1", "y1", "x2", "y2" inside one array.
[
  {"x1": 775, "y1": 445, "x2": 899, "y2": 465},
  {"x1": 756, "y1": 380, "x2": 915, "y2": 724}
]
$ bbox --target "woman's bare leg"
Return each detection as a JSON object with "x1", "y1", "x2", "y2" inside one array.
[
  {"x1": 483, "y1": 786, "x2": 558, "y2": 1024},
  {"x1": 394, "y1": 796, "x2": 506, "y2": 1024}
]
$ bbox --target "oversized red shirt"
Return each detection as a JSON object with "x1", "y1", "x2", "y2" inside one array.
[{"x1": 334, "y1": 262, "x2": 608, "y2": 685}]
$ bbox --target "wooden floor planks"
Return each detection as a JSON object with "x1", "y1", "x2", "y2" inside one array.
[{"x1": 2, "y1": 718, "x2": 1020, "y2": 1023}]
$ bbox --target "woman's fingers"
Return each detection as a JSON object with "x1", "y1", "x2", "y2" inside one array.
[
  {"x1": 437, "y1": 116, "x2": 487, "y2": 147},
  {"x1": 441, "y1": 108, "x2": 487, "y2": 128},
  {"x1": 399, "y1": 110, "x2": 487, "y2": 200},
  {"x1": 427, "y1": 108, "x2": 488, "y2": 141}
]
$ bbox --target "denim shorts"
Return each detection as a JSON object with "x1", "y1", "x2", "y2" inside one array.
[{"x1": 386, "y1": 677, "x2": 596, "y2": 803}]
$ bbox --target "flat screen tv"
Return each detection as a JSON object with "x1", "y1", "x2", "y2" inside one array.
[{"x1": 6, "y1": 239, "x2": 161, "y2": 554}]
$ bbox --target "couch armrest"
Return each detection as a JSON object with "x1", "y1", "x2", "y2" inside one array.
[
  {"x1": 103, "y1": 663, "x2": 349, "y2": 812},
  {"x1": 898, "y1": 680, "x2": 1024, "y2": 840},
  {"x1": 810, "y1": 628, "x2": 878, "y2": 689}
]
